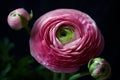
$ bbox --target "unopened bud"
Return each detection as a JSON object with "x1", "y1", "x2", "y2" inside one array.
[
  {"x1": 7, "y1": 8, "x2": 31, "y2": 30},
  {"x1": 88, "y1": 57, "x2": 111, "y2": 80}
]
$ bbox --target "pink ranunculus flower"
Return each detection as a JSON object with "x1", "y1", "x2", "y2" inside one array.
[
  {"x1": 7, "y1": 8, "x2": 30, "y2": 30},
  {"x1": 30, "y1": 9, "x2": 104, "y2": 73}
]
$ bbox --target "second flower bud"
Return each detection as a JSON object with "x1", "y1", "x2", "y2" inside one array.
[{"x1": 7, "y1": 8, "x2": 32, "y2": 30}]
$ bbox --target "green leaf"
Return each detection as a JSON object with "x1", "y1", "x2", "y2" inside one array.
[
  {"x1": 36, "y1": 65, "x2": 46, "y2": 71},
  {"x1": 0, "y1": 38, "x2": 14, "y2": 62},
  {"x1": 17, "y1": 56, "x2": 34, "y2": 67},
  {"x1": 0, "y1": 64, "x2": 11, "y2": 78},
  {"x1": 0, "y1": 38, "x2": 14, "y2": 53}
]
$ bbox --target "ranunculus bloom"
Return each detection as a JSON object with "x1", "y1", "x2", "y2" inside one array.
[
  {"x1": 30, "y1": 9, "x2": 104, "y2": 73},
  {"x1": 7, "y1": 8, "x2": 30, "y2": 30}
]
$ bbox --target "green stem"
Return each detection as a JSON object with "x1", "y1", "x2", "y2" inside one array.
[
  {"x1": 68, "y1": 72, "x2": 90, "y2": 80},
  {"x1": 61, "y1": 73, "x2": 65, "y2": 80},
  {"x1": 53, "y1": 72, "x2": 58, "y2": 80},
  {"x1": 24, "y1": 26, "x2": 31, "y2": 35}
]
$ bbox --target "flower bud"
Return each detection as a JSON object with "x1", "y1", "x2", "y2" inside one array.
[
  {"x1": 7, "y1": 8, "x2": 30, "y2": 30},
  {"x1": 88, "y1": 57, "x2": 111, "y2": 80}
]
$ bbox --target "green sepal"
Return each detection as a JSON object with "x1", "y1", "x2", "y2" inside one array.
[
  {"x1": 29, "y1": 10, "x2": 33, "y2": 20},
  {"x1": 18, "y1": 14, "x2": 28, "y2": 28}
]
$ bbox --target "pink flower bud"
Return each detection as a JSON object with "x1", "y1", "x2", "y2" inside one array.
[
  {"x1": 30, "y1": 9, "x2": 104, "y2": 73},
  {"x1": 7, "y1": 8, "x2": 30, "y2": 30}
]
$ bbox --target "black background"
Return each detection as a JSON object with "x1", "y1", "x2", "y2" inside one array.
[{"x1": 0, "y1": 0, "x2": 118, "y2": 80}]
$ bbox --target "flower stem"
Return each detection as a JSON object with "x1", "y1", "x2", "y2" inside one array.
[
  {"x1": 53, "y1": 72, "x2": 58, "y2": 80},
  {"x1": 61, "y1": 73, "x2": 65, "y2": 80},
  {"x1": 24, "y1": 26, "x2": 31, "y2": 35},
  {"x1": 68, "y1": 72, "x2": 90, "y2": 80}
]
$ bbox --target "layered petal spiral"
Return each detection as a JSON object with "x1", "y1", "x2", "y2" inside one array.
[{"x1": 30, "y1": 9, "x2": 104, "y2": 73}]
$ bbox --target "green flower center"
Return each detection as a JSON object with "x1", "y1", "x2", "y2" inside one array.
[{"x1": 56, "y1": 26, "x2": 75, "y2": 44}]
